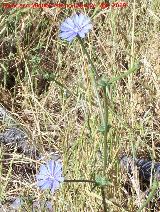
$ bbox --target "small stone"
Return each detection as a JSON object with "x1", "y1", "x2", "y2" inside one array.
[{"x1": 1, "y1": 127, "x2": 28, "y2": 145}]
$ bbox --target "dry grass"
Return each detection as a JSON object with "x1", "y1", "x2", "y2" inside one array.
[{"x1": 0, "y1": 0, "x2": 160, "y2": 211}]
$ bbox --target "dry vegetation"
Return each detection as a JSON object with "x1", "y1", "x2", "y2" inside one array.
[{"x1": 0, "y1": 0, "x2": 160, "y2": 211}]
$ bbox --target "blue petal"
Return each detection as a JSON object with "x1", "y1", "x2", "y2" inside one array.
[
  {"x1": 59, "y1": 31, "x2": 76, "y2": 39},
  {"x1": 37, "y1": 179, "x2": 48, "y2": 187},
  {"x1": 79, "y1": 25, "x2": 92, "y2": 36},
  {"x1": 81, "y1": 17, "x2": 91, "y2": 27},
  {"x1": 64, "y1": 17, "x2": 75, "y2": 28},
  {"x1": 53, "y1": 161, "x2": 62, "y2": 175},
  {"x1": 51, "y1": 181, "x2": 60, "y2": 193},
  {"x1": 83, "y1": 24, "x2": 92, "y2": 30},
  {"x1": 36, "y1": 173, "x2": 48, "y2": 180},
  {"x1": 54, "y1": 170, "x2": 63, "y2": 179},
  {"x1": 40, "y1": 181, "x2": 52, "y2": 190},
  {"x1": 55, "y1": 176, "x2": 64, "y2": 182},
  {"x1": 78, "y1": 14, "x2": 86, "y2": 26},
  {"x1": 78, "y1": 31, "x2": 86, "y2": 38},
  {"x1": 60, "y1": 22, "x2": 74, "y2": 30},
  {"x1": 72, "y1": 14, "x2": 79, "y2": 26},
  {"x1": 66, "y1": 33, "x2": 77, "y2": 42},
  {"x1": 39, "y1": 164, "x2": 48, "y2": 174},
  {"x1": 60, "y1": 25, "x2": 72, "y2": 32},
  {"x1": 48, "y1": 160, "x2": 55, "y2": 175}
]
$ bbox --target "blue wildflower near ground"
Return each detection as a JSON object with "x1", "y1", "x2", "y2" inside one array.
[
  {"x1": 36, "y1": 160, "x2": 64, "y2": 193},
  {"x1": 59, "y1": 13, "x2": 92, "y2": 42}
]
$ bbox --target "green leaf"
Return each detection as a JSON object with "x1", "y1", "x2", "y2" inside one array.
[
  {"x1": 109, "y1": 62, "x2": 140, "y2": 84},
  {"x1": 95, "y1": 176, "x2": 111, "y2": 187},
  {"x1": 98, "y1": 125, "x2": 105, "y2": 133},
  {"x1": 98, "y1": 124, "x2": 111, "y2": 133},
  {"x1": 98, "y1": 78, "x2": 110, "y2": 88}
]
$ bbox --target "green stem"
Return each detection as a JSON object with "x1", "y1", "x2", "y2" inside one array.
[
  {"x1": 77, "y1": 36, "x2": 110, "y2": 210},
  {"x1": 102, "y1": 85, "x2": 109, "y2": 175},
  {"x1": 78, "y1": 36, "x2": 110, "y2": 174},
  {"x1": 101, "y1": 187, "x2": 108, "y2": 212},
  {"x1": 52, "y1": 78, "x2": 77, "y2": 97},
  {"x1": 77, "y1": 36, "x2": 98, "y2": 78},
  {"x1": 137, "y1": 179, "x2": 159, "y2": 212},
  {"x1": 109, "y1": 63, "x2": 140, "y2": 84},
  {"x1": 64, "y1": 179, "x2": 95, "y2": 183},
  {"x1": 77, "y1": 36, "x2": 105, "y2": 125}
]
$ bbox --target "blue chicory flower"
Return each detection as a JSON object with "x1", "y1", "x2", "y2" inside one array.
[
  {"x1": 59, "y1": 13, "x2": 92, "y2": 42},
  {"x1": 36, "y1": 160, "x2": 64, "y2": 193}
]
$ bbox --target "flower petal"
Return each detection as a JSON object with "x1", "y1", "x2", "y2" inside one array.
[
  {"x1": 81, "y1": 17, "x2": 91, "y2": 27},
  {"x1": 78, "y1": 31, "x2": 86, "y2": 38},
  {"x1": 60, "y1": 22, "x2": 74, "y2": 30},
  {"x1": 78, "y1": 14, "x2": 86, "y2": 26},
  {"x1": 52, "y1": 161, "x2": 62, "y2": 175},
  {"x1": 39, "y1": 164, "x2": 48, "y2": 174},
  {"x1": 36, "y1": 173, "x2": 48, "y2": 181},
  {"x1": 55, "y1": 176, "x2": 64, "y2": 182},
  {"x1": 59, "y1": 31, "x2": 76, "y2": 39},
  {"x1": 79, "y1": 28, "x2": 92, "y2": 36},
  {"x1": 60, "y1": 25, "x2": 71, "y2": 32},
  {"x1": 83, "y1": 24, "x2": 92, "y2": 31},
  {"x1": 72, "y1": 14, "x2": 79, "y2": 26},
  {"x1": 66, "y1": 33, "x2": 77, "y2": 42},
  {"x1": 40, "y1": 180, "x2": 52, "y2": 190},
  {"x1": 51, "y1": 180, "x2": 60, "y2": 193},
  {"x1": 37, "y1": 179, "x2": 48, "y2": 187},
  {"x1": 47, "y1": 160, "x2": 55, "y2": 175},
  {"x1": 64, "y1": 17, "x2": 75, "y2": 28}
]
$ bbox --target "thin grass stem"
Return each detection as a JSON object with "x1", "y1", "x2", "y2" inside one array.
[
  {"x1": 64, "y1": 179, "x2": 95, "y2": 183},
  {"x1": 77, "y1": 35, "x2": 105, "y2": 126},
  {"x1": 102, "y1": 85, "x2": 109, "y2": 174}
]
